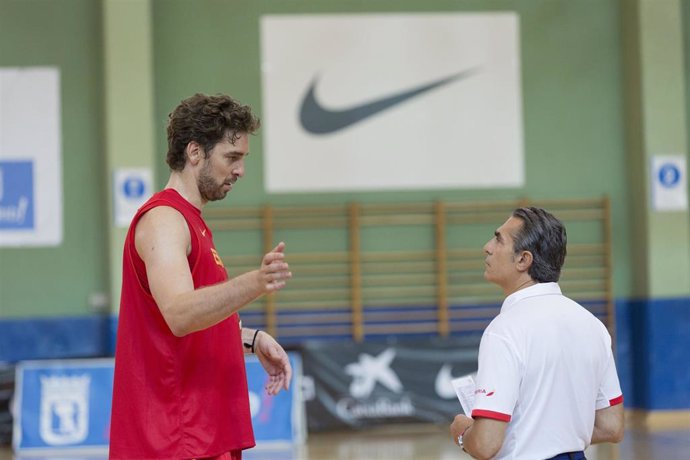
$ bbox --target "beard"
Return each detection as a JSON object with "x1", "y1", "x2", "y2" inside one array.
[{"x1": 197, "y1": 161, "x2": 231, "y2": 202}]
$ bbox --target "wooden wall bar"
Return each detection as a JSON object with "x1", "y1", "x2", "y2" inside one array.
[{"x1": 205, "y1": 198, "x2": 613, "y2": 343}]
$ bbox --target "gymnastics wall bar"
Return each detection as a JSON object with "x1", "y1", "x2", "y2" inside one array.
[{"x1": 204, "y1": 196, "x2": 613, "y2": 344}]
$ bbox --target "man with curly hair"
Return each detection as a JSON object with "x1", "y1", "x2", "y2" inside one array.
[{"x1": 110, "y1": 93, "x2": 293, "y2": 460}]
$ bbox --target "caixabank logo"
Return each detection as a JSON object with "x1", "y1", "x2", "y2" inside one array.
[{"x1": 336, "y1": 348, "x2": 414, "y2": 420}]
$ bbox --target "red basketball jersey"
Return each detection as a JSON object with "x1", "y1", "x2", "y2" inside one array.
[{"x1": 110, "y1": 189, "x2": 254, "y2": 459}]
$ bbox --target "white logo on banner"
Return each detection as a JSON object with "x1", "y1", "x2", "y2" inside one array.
[
  {"x1": 345, "y1": 348, "x2": 402, "y2": 398},
  {"x1": 434, "y1": 364, "x2": 463, "y2": 399},
  {"x1": 261, "y1": 13, "x2": 524, "y2": 192},
  {"x1": 337, "y1": 348, "x2": 413, "y2": 420},
  {"x1": 39, "y1": 375, "x2": 90, "y2": 445}
]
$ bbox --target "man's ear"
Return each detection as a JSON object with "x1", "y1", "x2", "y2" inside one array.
[
  {"x1": 186, "y1": 141, "x2": 203, "y2": 166},
  {"x1": 515, "y1": 250, "x2": 533, "y2": 273}
]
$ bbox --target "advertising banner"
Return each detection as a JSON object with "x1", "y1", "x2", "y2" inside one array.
[
  {"x1": 245, "y1": 353, "x2": 306, "y2": 446},
  {"x1": 13, "y1": 354, "x2": 305, "y2": 456},
  {"x1": 1, "y1": 363, "x2": 14, "y2": 445},
  {"x1": 301, "y1": 337, "x2": 480, "y2": 431},
  {"x1": 0, "y1": 67, "x2": 62, "y2": 246},
  {"x1": 13, "y1": 359, "x2": 114, "y2": 456},
  {"x1": 261, "y1": 13, "x2": 523, "y2": 193}
]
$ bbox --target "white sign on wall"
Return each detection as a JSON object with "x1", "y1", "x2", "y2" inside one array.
[
  {"x1": 0, "y1": 68, "x2": 62, "y2": 246},
  {"x1": 260, "y1": 13, "x2": 524, "y2": 193},
  {"x1": 113, "y1": 168, "x2": 153, "y2": 227},
  {"x1": 651, "y1": 155, "x2": 687, "y2": 211}
]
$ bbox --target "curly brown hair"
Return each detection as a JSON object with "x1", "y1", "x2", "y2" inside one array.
[{"x1": 166, "y1": 93, "x2": 261, "y2": 171}]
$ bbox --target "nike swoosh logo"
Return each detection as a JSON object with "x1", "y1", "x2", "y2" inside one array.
[
  {"x1": 435, "y1": 364, "x2": 461, "y2": 399},
  {"x1": 299, "y1": 68, "x2": 479, "y2": 135}
]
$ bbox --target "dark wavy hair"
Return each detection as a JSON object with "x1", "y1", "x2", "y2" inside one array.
[
  {"x1": 166, "y1": 93, "x2": 261, "y2": 171},
  {"x1": 511, "y1": 207, "x2": 567, "y2": 282}
]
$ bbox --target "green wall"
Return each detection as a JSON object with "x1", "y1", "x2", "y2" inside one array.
[
  {"x1": 684, "y1": 0, "x2": 690, "y2": 238},
  {"x1": 2, "y1": 0, "x2": 689, "y2": 318},
  {"x1": 0, "y1": 0, "x2": 107, "y2": 317},
  {"x1": 152, "y1": 0, "x2": 632, "y2": 293}
]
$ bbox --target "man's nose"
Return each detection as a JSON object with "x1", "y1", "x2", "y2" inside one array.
[{"x1": 234, "y1": 160, "x2": 245, "y2": 177}]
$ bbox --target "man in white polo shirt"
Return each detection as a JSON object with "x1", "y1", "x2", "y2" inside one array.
[{"x1": 450, "y1": 207, "x2": 624, "y2": 460}]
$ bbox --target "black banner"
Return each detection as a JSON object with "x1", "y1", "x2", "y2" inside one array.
[
  {"x1": 0, "y1": 364, "x2": 13, "y2": 445},
  {"x1": 301, "y1": 336, "x2": 480, "y2": 431}
]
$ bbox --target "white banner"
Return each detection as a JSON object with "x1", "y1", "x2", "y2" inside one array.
[
  {"x1": 0, "y1": 67, "x2": 62, "y2": 246},
  {"x1": 261, "y1": 13, "x2": 524, "y2": 193}
]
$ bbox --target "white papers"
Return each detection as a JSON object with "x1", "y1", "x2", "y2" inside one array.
[{"x1": 451, "y1": 374, "x2": 476, "y2": 416}]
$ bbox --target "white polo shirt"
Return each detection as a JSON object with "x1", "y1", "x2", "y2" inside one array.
[{"x1": 472, "y1": 282, "x2": 623, "y2": 460}]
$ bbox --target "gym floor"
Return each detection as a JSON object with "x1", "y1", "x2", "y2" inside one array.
[{"x1": 2, "y1": 422, "x2": 689, "y2": 459}]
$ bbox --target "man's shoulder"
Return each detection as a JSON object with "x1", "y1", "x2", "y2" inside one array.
[
  {"x1": 137, "y1": 203, "x2": 187, "y2": 227},
  {"x1": 133, "y1": 204, "x2": 190, "y2": 252},
  {"x1": 484, "y1": 311, "x2": 520, "y2": 337}
]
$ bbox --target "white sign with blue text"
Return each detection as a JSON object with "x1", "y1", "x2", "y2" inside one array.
[
  {"x1": 0, "y1": 68, "x2": 62, "y2": 246},
  {"x1": 651, "y1": 155, "x2": 687, "y2": 211}
]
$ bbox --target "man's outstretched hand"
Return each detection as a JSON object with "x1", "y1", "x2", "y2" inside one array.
[
  {"x1": 254, "y1": 330, "x2": 292, "y2": 395},
  {"x1": 257, "y1": 242, "x2": 292, "y2": 293}
]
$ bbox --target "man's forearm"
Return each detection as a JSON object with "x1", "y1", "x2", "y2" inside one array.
[
  {"x1": 460, "y1": 419, "x2": 505, "y2": 460},
  {"x1": 241, "y1": 327, "x2": 262, "y2": 354},
  {"x1": 161, "y1": 270, "x2": 263, "y2": 336},
  {"x1": 591, "y1": 404, "x2": 624, "y2": 444}
]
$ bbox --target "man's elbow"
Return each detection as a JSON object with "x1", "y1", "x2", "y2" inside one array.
[
  {"x1": 609, "y1": 424, "x2": 625, "y2": 443},
  {"x1": 160, "y1": 306, "x2": 192, "y2": 337},
  {"x1": 464, "y1": 438, "x2": 502, "y2": 460},
  {"x1": 166, "y1": 319, "x2": 189, "y2": 337},
  {"x1": 168, "y1": 323, "x2": 189, "y2": 337},
  {"x1": 468, "y1": 450, "x2": 499, "y2": 460},
  {"x1": 593, "y1": 418, "x2": 625, "y2": 444},
  {"x1": 466, "y1": 446, "x2": 501, "y2": 460},
  {"x1": 595, "y1": 404, "x2": 625, "y2": 444}
]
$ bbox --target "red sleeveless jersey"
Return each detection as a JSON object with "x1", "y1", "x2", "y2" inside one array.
[{"x1": 110, "y1": 189, "x2": 254, "y2": 459}]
